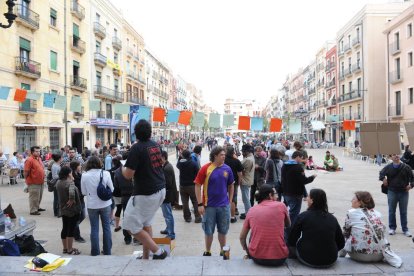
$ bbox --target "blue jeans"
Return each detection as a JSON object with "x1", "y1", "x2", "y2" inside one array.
[
  {"x1": 161, "y1": 203, "x2": 175, "y2": 239},
  {"x1": 387, "y1": 190, "x2": 409, "y2": 232},
  {"x1": 88, "y1": 205, "x2": 112, "y2": 256},
  {"x1": 240, "y1": 185, "x2": 251, "y2": 214},
  {"x1": 284, "y1": 195, "x2": 302, "y2": 225}
]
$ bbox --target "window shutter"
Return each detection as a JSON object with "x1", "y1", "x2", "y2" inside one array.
[
  {"x1": 73, "y1": 23, "x2": 79, "y2": 37},
  {"x1": 73, "y1": 60, "x2": 80, "y2": 67},
  {"x1": 19, "y1": 37, "x2": 31, "y2": 51},
  {"x1": 50, "y1": 8, "x2": 57, "y2": 18},
  {"x1": 50, "y1": 51, "x2": 57, "y2": 70}
]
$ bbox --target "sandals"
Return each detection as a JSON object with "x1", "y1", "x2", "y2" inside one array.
[
  {"x1": 63, "y1": 249, "x2": 68, "y2": 254},
  {"x1": 114, "y1": 226, "x2": 122, "y2": 232},
  {"x1": 67, "y1": 248, "x2": 81, "y2": 255}
]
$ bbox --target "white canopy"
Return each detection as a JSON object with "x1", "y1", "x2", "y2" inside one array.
[{"x1": 310, "y1": 121, "x2": 325, "y2": 131}]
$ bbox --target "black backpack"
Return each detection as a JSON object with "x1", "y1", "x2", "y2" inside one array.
[{"x1": 96, "y1": 169, "x2": 112, "y2": 201}]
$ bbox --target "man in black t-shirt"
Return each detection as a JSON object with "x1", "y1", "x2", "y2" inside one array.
[
  {"x1": 224, "y1": 146, "x2": 243, "y2": 223},
  {"x1": 122, "y1": 119, "x2": 167, "y2": 260}
]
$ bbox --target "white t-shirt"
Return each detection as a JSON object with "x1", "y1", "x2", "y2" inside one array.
[
  {"x1": 81, "y1": 169, "x2": 114, "y2": 209},
  {"x1": 285, "y1": 149, "x2": 294, "y2": 160}
]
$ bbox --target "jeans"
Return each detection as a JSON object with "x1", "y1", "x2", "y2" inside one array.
[
  {"x1": 88, "y1": 205, "x2": 112, "y2": 256},
  {"x1": 387, "y1": 190, "x2": 409, "y2": 232},
  {"x1": 161, "y1": 203, "x2": 175, "y2": 239},
  {"x1": 53, "y1": 189, "x2": 59, "y2": 217},
  {"x1": 284, "y1": 195, "x2": 303, "y2": 241},
  {"x1": 240, "y1": 185, "x2": 251, "y2": 214}
]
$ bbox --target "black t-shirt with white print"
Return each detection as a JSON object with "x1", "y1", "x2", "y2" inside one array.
[{"x1": 125, "y1": 140, "x2": 166, "y2": 196}]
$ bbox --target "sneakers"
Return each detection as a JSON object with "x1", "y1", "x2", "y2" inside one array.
[
  {"x1": 389, "y1": 229, "x2": 396, "y2": 235},
  {"x1": 194, "y1": 217, "x2": 202, "y2": 223},
  {"x1": 160, "y1": 229, "x2": 168, "y2": 235},
  {"x1": 230, "y1": 217, "x2": 237, "y2": 223},
  {"x1": 403, "y1": 231, "x2": 412, "y2": 237},
  {"x1": 152, "y1": 249, "x2": 168, "y2": 260},
  {"x1": 239, "y1": 213, "x2": 246, "y2": 220},
  {"x1": 203, "y1": 251, "x2": 212, "y2": 256}
]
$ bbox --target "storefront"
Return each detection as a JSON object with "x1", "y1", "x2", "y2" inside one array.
[{"x1": 90, "y1": 118, "x2": 128, "y2": 146}]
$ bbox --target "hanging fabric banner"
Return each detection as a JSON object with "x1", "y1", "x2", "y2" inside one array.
[
  {"x1": 26, "y1": 91, "x2": 41, "y2": 101},
  {"x1": 288, "y1": 119, "x2": 301, "y2": 134},
  {"x1": 89, "y1": 100, "x2": 101, "y2": 112},
  {"x1": 14, "y1": 88, "x2": 27, "y2": 102},
  {"x1": 166, "y1": 109, "x2": 179, "y2": 123},
  {"x1": 192, "y1": 111, "x2": 204, "y2": 127},
  {"x1": 343, "y1": 120, "x2": 356, "y2": 130},
  {"x1": 70, "y1": 96, "x2": 82, "y2": 112},
  {"x1": 238, "y1": 116, "x2": 251, "y2": 131},
  {"x1": 114, "y1": 103, "x2": 130, "y2": 114},
  {"x1": 43, "y1": 93, "x2": 56, "y2": 108},
  {"x1": 0, "y1": 86, "x2": 11, "y2": 100},
  {"x1": 178, "y1": 110, "x2": 192, "y2": 125},
  {"x1": 54, "y1": 95, "x2": 67, "y2": 110},
  {"x1": 223, "y1": 114, "x2": 234, "y2": 128},
  {"x1": 269, "y1": 118, "x2": 283, "y2": 132},
  {"x1": 153, "y1": 107, "x2": 166, "y2": 122},
  {"x1": 137, "y1": 105, "x2": 151, "y2": 121},
  {"x1": 251, "y1": 117, "x2": 263, "y2": 131},
  {"x1": 209, "y1": 113, "x2": 221, "y2": 128}
]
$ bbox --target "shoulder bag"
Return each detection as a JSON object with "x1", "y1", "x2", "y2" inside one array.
[{"x1": 96, "y1": 169, "x2": 113, "y2": 201}]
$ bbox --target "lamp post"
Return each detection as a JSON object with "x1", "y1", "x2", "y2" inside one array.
[{"x1": 0, "y1": 0, "x2": 16, "y2": 29}]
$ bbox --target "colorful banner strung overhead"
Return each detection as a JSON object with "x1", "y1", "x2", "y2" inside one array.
[
  {"x1": 153, "y1": 107, "x2": 166, "y2": 122},
  {"x1": 167, "y1": 109, "x2": 179, "y2": 123},
  {"x1": 178, "y1": 111, "x2": 192, "y2": 126},
  {"x1": 269, "y1": 118, "x2": 282, "y2": 132},
  {"x1": 251, "y1": 117, "x2": 263, "y2": 131},
  {"x1": 208, "y1": 113, "x2": 221, "y2": 129}
]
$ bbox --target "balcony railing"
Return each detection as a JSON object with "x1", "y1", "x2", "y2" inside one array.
[
  {"x1": 344, "y1": 43, "x2": 351, "y2": 53},
  {"x1": 351, "y1": 63, "x2": 362, "y2": 73},
  {"x1": 138, "y1": 75, "x2": 146, "y2": 85},
  {"x1": 353, "y1": 113, "x2": 362, "y2": 120},
  {"x1": 70, "y1": 75, "x2": 87, "y2": 91},
  {"x1": 338, "y1": 49, "x2": 344, "y2": 58},
  {"x1": 338, "y1": 90, "x2": 362, "y2": 103},
  {"x1": 325, "y1": 79, "x2": 336, "y2": 89},
  {"x1": 73, "y1": 111, "x2": 84, "y2": 118},
  {"x1": 19, "y1": 100, "x2": 37, "y2": 114},
  {"x1": 389, "y1": 70, "x2": 403, "y2": 84},
  {"x1": 339, "y1": 71, "x2": 345, "y2": 81},
  {"x1": 390, "y1": 41, "x2": 400, "y2": 55},
  {"x1": 94, "y1": 85, "x2": 123, "y2": 102},
  {"x1": 327, "y1": 98, "x2": 337, "y2": 107},
  {"x1": 15, "y1": 4, "x2": 39, "y2": 30},
  {"x1": 15, "y1": 57, "x2": 41, "y2": 79},
  {"x1": 308, "y1": 88, "x2": 316, "y2": 95},
  {"x1": 96, "y1": 111, "x2": 105, "y2": 118},
  {"x1": 71, "y1": 36, "x2": 86, "y2": 54},
  {"x1": 345, "y1": 67, "x2": 352, "y2": 77},
  {"x1": 352, "y1": 37, "x2": 361, "y2": 47},
  {"x1": 114, "y1": 114, "x2": 123, "y2": 120},
  {"x1": 71, "y1": 0, "x2": 85, "y2": 20},
  {"x1": 93, "y1": 22, "x2": 106, "y2": 39},
  {"x1": 325, "y1": 62, "x2": 336, "y2": 72},
  {"x1": 389, "y1": 105, "x2": 403, "y2": 117},
  {"x1": 112, "y1": 36, "x2": 122, "y2": 50},
  {"x1": 128, "y1": 95, "x2": 147, "y2": 105},
  {"x1": 127, "y1": 47, "x2": 134, "y2": 57},
  {"x1": 94, "y1": 52, "x2": 107, "y2": 67}
]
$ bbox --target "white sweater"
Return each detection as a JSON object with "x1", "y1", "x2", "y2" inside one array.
[{"x1": 81, "y1": 169, "x2": 114, "y2": 209}]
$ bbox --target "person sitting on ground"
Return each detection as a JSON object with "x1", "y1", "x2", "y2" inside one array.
[
  {"x1": 325, "y1": 154, "x2": 340, "y2": 171},
  {"x1": 340, "y1": 191, "x2": 385, "y2": 262},
  {"x1": 288, "y1": 188, "x2": 344, "y2": 268},
  {"x1": 306, "y1": 156, "x2": 317, "y2": 170},
  {"x1": 323, "y1": 151, "x2": 332, "y2": 168},
  {"x1": 240, "y1": 184, "x2": 290, "y2": 266}
]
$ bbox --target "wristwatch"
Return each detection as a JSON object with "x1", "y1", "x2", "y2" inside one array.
[{"x1": 198, "y1": 203, "x2": 203, "y2": 207}]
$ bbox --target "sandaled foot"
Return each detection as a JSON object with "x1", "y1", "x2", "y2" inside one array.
[
  {"x1": 67, "y1": 248, "x2": 81, "y2": 255},
  {"x1": 63, "y1": 249, "x2": 68, "y2": 254}
]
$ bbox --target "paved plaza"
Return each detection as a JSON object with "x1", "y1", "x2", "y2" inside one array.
[{"x1": 1, "y1": 147, "x2": 414, "y2": 275}]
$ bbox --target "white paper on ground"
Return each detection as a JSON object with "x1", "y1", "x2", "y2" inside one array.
[
  {"x1": 37, "y1": 253, "x2": 61, "y2": 264},
  {"x1": 61, "y1": 258, "x2": 72, "y2": 266}
]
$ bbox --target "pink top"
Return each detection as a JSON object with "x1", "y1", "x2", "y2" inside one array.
[{"x1": 243, "y1": 200, "x2": 289, "y2": 259}]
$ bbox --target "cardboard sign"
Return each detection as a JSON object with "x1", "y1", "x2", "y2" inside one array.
[
  {"x1": 153, "y1": 237, "x2": 175, "y2": 256},
  {"x1": 405, "y1": 122, "x2": 414, "y2": 147},
  {"x1": 360, "y1": 123, "x2": 400, "y2": 155}
]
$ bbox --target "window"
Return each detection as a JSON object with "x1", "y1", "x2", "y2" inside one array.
[
  {"x1": 50, "y1": 8, "x2": 57, "y2": 27},
  {"x1": 19, "y1": 37, "x2": 30, "y2": 61},
  {"x1": 96, "y1": 129, "x2": 104, "y2": 145},
  {"x1": 114, "y1": 79, "x2": 119, "y2": 92},
  {"x1": 348, "y1": 81, "x2": 352, "y2": 93},
  {"x1": 357, "y1": 78, "x2": 361, "y2": 94},
  {"x1": 408, "y1": 52, "x2": 413, "y2": 67},
  {"x1": 396, "y1": 58, "x2": 401, "y2": 77},
  {"x1": 114, "y1": 52, "x2": 118, "y2": 64},
  {"x1": 49, "y1": 129, "x2": 60, "y2": 152},
  {"x1": 50, "y1": 51, "x2": 57, "y2": 71},
  {"x1": 106, "y1": 104, "x2": 112, "y2": 119},
  {"x1": 95, "y1": 13, "x2": 100, "y2": 22},
  {"x1": 408, "y1": 23, "x2": 412, "y2": 38},
  {"x1": 356, "y1": 27, "x2": 360, "y2": 40},
  {"x1": 357, "y1": 52, "x2": 360, "y2": 67},
  {"x1": 409, "y1": 88, "x2": 414, "y2": 104},
  {"x1": 96, "y1": 71, "x2": 101, "y2": 86},
  {"x1": 395, "y1": 32, "x2": 400, "y2": 50},
  {"x1": 114, "y1": 28, "x2": 117, "y2": 37},
  {"x1": 96, "y1": 41, "x2": 101, "y2": 53}
]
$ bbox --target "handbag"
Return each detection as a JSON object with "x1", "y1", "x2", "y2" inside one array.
[
  {"x1": 381, "y1": 184, "x2": 388, "y2": 194},
  {"x1": 96, "y1": 169, "x2": 112, "y2": 201},
  {"x1": 362, "y1": 210, "x2": 402, "y2": 268}
]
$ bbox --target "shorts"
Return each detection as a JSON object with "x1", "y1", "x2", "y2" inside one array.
[
  {"x1": 232, "y1": 184, "x2": 239, "y2": 203},
  {"x1": 202, "y1": 205, "x2": 230, "y2": 236},
  {"x1": 122, "y1": 188, "x2": 166, "y2": 235}
]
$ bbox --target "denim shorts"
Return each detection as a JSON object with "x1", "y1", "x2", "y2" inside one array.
[{"x1": 202, "y1": 205, "x2": 230, "y2": 236}]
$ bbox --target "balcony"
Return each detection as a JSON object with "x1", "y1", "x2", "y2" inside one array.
[
  {"x1": 73, "y1": 108, "x2": 84, "y2": 119},
  {"x1": 351, "y1": 63, "x2": 362, "y2": 73},
  {"x1": 344, "y1": 43, "x2": 351, "y2": 53},
  {"x1": 353, "y1": 113, "x2": 362, "y2": 120},
  {"x1": 327, "y1": 98, "x2": 337, "y2": 108},
  {"x1": 14, "y1": 4, "x2": 39, "y2": 30},
  {"x1": 138, "y1": 75, "x2": 146, "y2": 85},
  {"x1": 94, "y1": 85, "x2": 123, "y2": 102},
  {"x1": 345, "y1": 67, "x2": 352, "y2": 77},
  {"x1": 70, "y1": 75, "x2": 87, "y2": 92},
  {"x1": 114, "y1": 114, "x2": 123, "y2": 120},
  {"x1": 339, "y1": 71, "x2": 345, "y2": 81},
  {"x1": 325, "y1": 62, "x2": 336, "y2": 72},
  {"x1": 338, "y1": 90, "x2": 362, "y2": 103},
  {"x1": 95, "y1": 111, "x2": 105, "y2": 118},
  {"x1": 308, "y1": 88, "x2": 315, "y2": 95},
  {"x1": 19, "y1": 100, "x2": 37, "y2": 114},
  {"x1": 389, "y1": 70, "x2": 403, "y2": 84},
  {"x1": 325, "y1": 79, "x2": 336, "y2": 89},
  {"x1": 388, "y1": 105, "x2": 403, "y2": 118},
  {"x1": 15, "y1": 57, "x2": 41, "y2": 79},
  {"x1": 390, "y1": 41, "x2": 400, "y2": 55},
  {"x1": 160, "y1": 92, "x2": 169, "y2": 99},
  {"x1": 352, "y1": 37, "x2": 361, "y2": 47},
  {"x1": 316, "y1": 63, "x2": 325, "y2": 71},
  {"x1": 128, "y1": 95, "x2": 147, "y2": 105},
  {"x1": 93, "y1": 22, "x2": 106, "y2": 39},
  {"x1": 153, "y1": 87, "x2": 161, "y2": 96},
  {"x1": 71, "y1": 0, "x2": 85, "y2": 20},
  {"x1": 338, "y1": 49, "x2": 344, "y2": 58},
  {"x1": 343, "y1": 113, "x2": 352, "y2": 120},
  {"x1": 140, "y1": 59, "x2": 145, "y2": 66},
  {"x1": 112, "y1": 36, "x2": 122, "y2": 51},
  {"x1": 113, "y1": 67, "x2": 121, "y2": 76},
  {"x1": 94, "y1": 52, "x2": 107, "y2": 68},
  {"x1": 127, "y1": 47, "x2": 134, "y2": 57},
  {"x1": 71, "y1": 36, "x2": 86, "y2": 54},
  {"x1": 126, "y1": 71, "x2": 137, "y2": 82}
]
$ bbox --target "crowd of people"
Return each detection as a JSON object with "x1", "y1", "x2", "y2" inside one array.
[{"x1": 2, "y1": 121, "x2": 413, "y2": 268}]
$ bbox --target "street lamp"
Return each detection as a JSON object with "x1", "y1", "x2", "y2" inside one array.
[{"x1": 0, "y1": 0, "x2": 17, "y2": 29}]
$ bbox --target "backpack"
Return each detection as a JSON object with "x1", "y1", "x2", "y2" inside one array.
[
  {"x1": 46, "y1": 171, "x2": 58, "y2": 192},
  {"x1": 0, "y1": 239, "x2": 20, "y2": 256},
  {"x1": 13, "y1": 235, "x2": 47, "y2": 256},
  {"x1": 97, "y1": 169, "x2": 112, "y2": 201},
  {"x1": 114, "y1": 168, "x2": 133, "y2": 197}
]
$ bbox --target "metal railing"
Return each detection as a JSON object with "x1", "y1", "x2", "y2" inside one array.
[
  {"x1": 138, "y1": 75, "x2": 146, "y2": 84},
  {"x1": 70, "y1": 75, "x2": 87, "y2": 90},
  {"x1": 112, "y1": 36, "x2": 122, "y2": 50},
  {"x1": 94, "y1": 52, "x2": 107, "y2": 67},
  {"x1": 345, "y1": 67, "x2": 352, "y2": 76},
  {"x1": 15, "y1": 4, "x2": 39, "y2": 29},
  {"x1": 93, "y1": 22, "x2": 106, "y2": 38},
  {"x1": 15, "y1": 57, "x2": 41, "y2": 78},
  {"x1": 344, "y1": 43, "x2": 351, "y2": 53},
  {"x1": 353, "y1": 113, "x2": 362, "y2": 120},
  {"x1": 338, "y1": 90, "x2": 362, "y2": 103},
  {"x1": 19, "y1": 100, "x2": 37, "y2": 113},
  {"x1": 71, "y1": 0, "x2": 85, "y2": 20},
  {"x1": 71, "y1": 36, "x2": 86, "y2": 54},
  {"x1": 352, "y1": 37, "x2": 361, "y2": 47},
  {"x1": 127, "y1": 47, "x2": 134, "y2": 56},
  {"x1": 388, "y1": 105, "x2": 403, "y2": 117},
  {"x1": 96, "y1": 111, "x2": 105, "y2": 118},
  {"x1": 390, "y1": 41, "x2": 400, "y2": 55},
  {"x1": 389, "y1": 70, "x2": 403, "y2": 84},
  {"x1": 114, "y1": 114, "x2": 123, "y2": 120},
  {"x1": 325, "y1": 79, "x2": 336, "y2": 89},
  {"x1": 338, "y1": 49, "x2": 344, "y2": 57},
  {"x1": 94, "y1": 85, "x2": 123, "y2": 102},
  {"x1": 351, "y1": 63, "x2": 362, "y2": 73}
]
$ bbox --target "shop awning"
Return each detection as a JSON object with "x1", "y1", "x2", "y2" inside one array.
[
  {"x1": 91, "y1": 118, "x2": 129, "y2": 129},
  {"x1": 310, "y1": 121, "x2": 325, "y2": 131}
]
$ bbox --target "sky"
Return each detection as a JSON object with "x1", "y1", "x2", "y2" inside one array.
[{"x1": 114, "y1": 0, "x2": 391, "y2": 112}]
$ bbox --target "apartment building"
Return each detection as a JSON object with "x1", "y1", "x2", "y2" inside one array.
[
  {"x1": 384, "y1": 3, "x2": 414, "y2": 144},
  {"x1": 145, "y1": 50, "x2": 169, "y2": 108},
  {"x1": 175, "y1": 75, "x2": 188, "y2": 110},
  {"x1": 336, "y1": 2, "x2": 412, "y2": 144},
  {"x1": 224, "y1": 98, "x2": 262, "y2": 131},
  {"x1": 0, "y1": 0, "x2": 92, "y2": 153},
  {"x1": 325, "y1": 45, "x2": 338, "y2": 143}
]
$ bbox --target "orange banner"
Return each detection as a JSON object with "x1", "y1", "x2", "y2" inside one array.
[
  {"x1": 269, "y1": 118, "x2": 283, "y2": 132},
  {"x1": 153, "y1": 107, "x2": 166, "y2": 122},
  {"x1": 238, "y1": 116, "x2": 251, "y2": 131},
  {"x1": 178, "y1": 111, "x2": 192, "y2": 125},
  {"x1": 14, "y1": 88, "x2": 27, "y2": 102},
  {"x1": 343, "y1": 120, "x2": 356, "y2": 130}
]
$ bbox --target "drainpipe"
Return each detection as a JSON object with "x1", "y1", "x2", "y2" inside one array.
[
  {"x1": 386, "y1": 31, "x2": 390, "y2": 123},
  {"x1": 64, "y1": 0, "x2": 68, "y2": 145}
]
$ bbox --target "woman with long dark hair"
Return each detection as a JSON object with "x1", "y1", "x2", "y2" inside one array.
[{"x1": 288, "y1": 188, "x2": 344, "y2": 268}]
